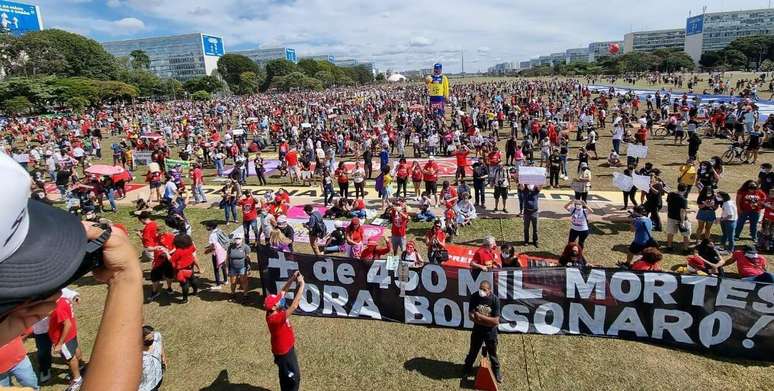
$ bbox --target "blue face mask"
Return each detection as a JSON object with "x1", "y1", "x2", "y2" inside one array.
[{"x1": 278, "y1": 297, "x2": 287, "y2": 309}]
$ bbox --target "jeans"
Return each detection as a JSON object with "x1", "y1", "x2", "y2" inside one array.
[
  {"x1": 338, "y1": 183, "x2": 349, "y2": 199},
  {"x1": 568, "y1": 229, "x2": 589, "y2": 248},
  {"x1": 463, "y1": 333, "x2": 500, "y2": 379},
  {"x1": 106, "y1": 188, "x2": 117, "y2": 211},
  {"x1": 0, "y1": 356, "x2": 39, "y2": 390},
  {"x1": 396, "y1": 179, "x2": 407, "y2": 198},
  {"x1": 720, "y1": 220, "x2": 737, "y2": 251},
  {"x1": 243, "y1": 219, "x2": 258, "y2": 243},
  {"x1": 193, "y1": 184, "x2": 207, "y2": 203},
  {"x1": 559, "y1": 155, "x2": 568, "y2": 176},
  {"x1": 49, "y1": 170, "x2": 57, "y2": 182},
  {"x1": 473, "y1": 181, "x2": 485, "y2": 205},
  {"x1": 323, "y1": 185, "x2": 334, "y2": 205},
  {"x1": 612, "y1": 139, "x2": 621, "y2": 154},
  {"x1": 224, "y1": 200, "x2": 238, "y2": 223},
  {"x1": 354, "y1": 182, "x2": 365, "y2": 199},
  {"x1": 416, "y1": 210, "x2": 436, "y2": 222},
  {"x1": 215, "y1": 159, "x2": 224, "y2": 176},
  {"x1": 524, "y1": 210, "x2": 539, "y2": 243},
  {"x1": 735, "y1": 211, "x2": 760, "y2": 240},
  {"x1": 34, "y1": 333, "x2": 52, "y2": 375},
  {"x1": 211, "y1": 255, "x2": 227, "y2": 285}
]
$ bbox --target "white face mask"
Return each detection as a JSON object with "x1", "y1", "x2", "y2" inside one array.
[{"x1": 478, "y1": 289, "x2": 488, "y2": 298}]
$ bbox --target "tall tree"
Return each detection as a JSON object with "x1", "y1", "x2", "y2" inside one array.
[
  {"x1": 217, "y1": 54, "x2": 261, "y2": 93},
  {"x1": 262, "y1": 59, "x2": 299, "y2": 91},
  {"x1": 129, "y1": 50, "x2": 150, "y2": 70},
  {"x1": 17, "y1": 29, "x2": 118, "y2": 79}
]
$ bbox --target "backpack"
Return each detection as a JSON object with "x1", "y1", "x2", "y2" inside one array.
[
  {"x1": 313, "y1": 212, "x2": 327, "y2": 237},
  {"x1": 215, "y1": 229, "x2": 230, "y2": 249}
]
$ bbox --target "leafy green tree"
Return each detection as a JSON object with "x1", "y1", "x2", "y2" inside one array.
[
  {"x1": 375, "y1": 73, "x2": 385, "y2": 81},
  {"x1": 183, "y1": 76, "x2": 223, "y2": 94},
  {"x1": 3, "y1": 96, "x2": 31, "y2": 115},
  {"x1": 217, "y1": 54, "x2": 261, "y2": 92},
  {"x1": 117, "y1": 68, "x2": 162, "y2": 97},
  {"x1": 238, "y1": 71, "x2": 262, "y2": 94},
  {"x1": 191, "y1": 90, "x2": 211, "y2": 101},
  {"x1": 722, "y1": 49, "x2": 748, "y2": 69},
  {"x1": 659, "y1": 52, "x2": 694, "y2": 72},
  {"x1": 297, "y1": 58, "x2": 322, "y2": 77},
  {"x1": 161, "y1": 78, "x2": 184, "y2": 99},
  {"x1": 17, "y1": 29, "x2": 118, "y2": 79},
  {"x1": 97, "y1": 80, "x2": 139, "y2": 101},
  {"x1": 262, "y1": 59, "x2": 299, "y2": 90},
  {"x1": 0, "y1": 76, "x2": 59, "y2": 111},
  {"x1": 314, "y1": 70, "x2": 335, "y2": 87},
  {"x1": 66, "y1": 96, "x2": 90, "y2": 113},
  {"x1": 700, "y1": 51, "x2": 722, "y2": 69},
  {"x1": 129, "y1": 50, "x2": 151, "y2": 70}
]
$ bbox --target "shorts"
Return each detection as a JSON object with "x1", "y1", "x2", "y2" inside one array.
[
  {"x1": 229, "y1": 265, "x2": 247, "y2": 276},
  {"x1": 425, "y1": 181, "x2": 437, "y2": 195},
  {"x1": 391, "y1": 235, "x2": 406, "y2": 250},
  {"x1": 60, "y1": 338, "x2": 79, "y2": 360},
  {"x1": 150, "y1": 261, "x2": 174, "y2": 282},
  {"x1": 629, "y1": 239, "x2": 657, "y2": 254},
  {"x1": 666, "y1": 218, "x2": 691, "y2": 236},
  {"x1": 150, "y1": 180, "x2": 161, "y2": 189},
  {"x1": 696, "y1": 209, "x2": 716, "y2": 222},
  {"x1": 494, "y1": 187, "x2": 508, "y2": 200}
]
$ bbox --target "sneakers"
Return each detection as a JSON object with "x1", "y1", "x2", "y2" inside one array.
[
  {"x1": 148, "y1": 291, "x2": 161, "y2": 301},
  {"x1": 211, "y1": 285, "x2": 222, "y2": 290},
  {"x1": 39, "y1": 371, "x2": 51, "y2": 383},
  {"x1": 65, "y1": 377, "x2": 83, "y2": 391}
]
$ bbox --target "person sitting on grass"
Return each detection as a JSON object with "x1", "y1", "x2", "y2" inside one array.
[
  {"x1": 414, "y1": 192, "x2": 436, "y2": 222},
  {"x1": 345, "y1": 217, "x2": 366, "y2": 258},
  {"x1": 470, "y1": 236, "x2": 501, "y2": 272},
  {"x1": 685, "y1": 238, "x2": 724, "y2": 276},
  {"x1": 348, "y1": 197, "x2": 367, "y2": 219},
  {"x1": 630, "y1": 247, "x2": 664, "y2": 272},
  {"x1": 720, "y1": 245, "x2": 773, "y2": 283},
  {"x1": 455, "y1": 193, "x2": 476, "y2": 226},
  {"x1": 360, "y1": 236, "x2": 392, "y2": 262},
  {"x1": 320, "y1": 221, "x2": 347, "y2": 254},
  {"x1": 558, "y1": 242, "x2": 592, "y2": 268},
  {"x1": 607, "y1": 149, "x2": 622, "y2": 167},
  {"x1": 401, "y1": 240, "x2": 425, "y2": 267}
]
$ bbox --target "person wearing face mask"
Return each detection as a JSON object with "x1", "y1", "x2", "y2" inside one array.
[
  {"x1": 139, "y1": 325, "x2": 167, "y2": 391},
  {"x1": 462, "y1": 280, "x2": 502, "y2": 383},
  {"x1": 264, "y1": 271, "x2": 305, "y2": 391}
]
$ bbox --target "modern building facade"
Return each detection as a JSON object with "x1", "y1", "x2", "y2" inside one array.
[
  {"x1": 102, "y1": 33, "x2": 224, "y2": 81},
  {"x1": 623, "y1": 28, "x2": 686, "y2": 53},
  {"x1": 565, "y1": 47, "x2": 589, "y2": 64},
  {"x1": 587, "y1": 41, "x2": 623, "y2": 61},
  {"x1": 334, "y1": 58, "x2": 358, "y2": 67},
  {"x1": 231, "y1": 47, "x2": 297, "y2": 65},
  {"x1": 488, "y1": 62, "x2": 514, "y2": 74},
  {"x1": 303, "y1": 55, "x2": 335, "y2": 63},
  {"x1": 519, "y1": 60, "x2": 531, "y2": 70},
  {"x1": 684, "y1": 8, "x2": 774, "y2": 63}
]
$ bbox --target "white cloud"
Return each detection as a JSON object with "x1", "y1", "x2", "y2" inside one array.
[
  {"x1": 409, "y1": 36, "x2": 433, "y2": 47},
  {"x1": 106, "y1": 0, "x2": 123, "y2": 7},
  {"x1": 113, "y1": 17, "x2": 145, "y2": 31}
]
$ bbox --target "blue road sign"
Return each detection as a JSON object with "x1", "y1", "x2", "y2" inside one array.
[
  {"x1": 202, "y1": 35, "x2": 224, "y2": 56},
  {"x1": 0, "y1": 0, "x2": 43, "y2": 36},
  {"x1": 686, "y1": 15, "x2": 704, "y2": 36}
]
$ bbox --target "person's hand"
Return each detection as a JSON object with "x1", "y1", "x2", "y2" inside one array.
[
  {"x1": 292, "y1": 271, "x2": 301, "y2": 281},
  {"x1": 82, "y1": 222, "x2": 142, "y2": 285},
  {"x1": 297, "y1": 275, "x2": 304, "y2": 284},
  {"x1": 53, "y1": 344, "x2": 62, "y2": 354},
  {"x1": 0, "y1": 293, "x2": 60, "y2": 346}
]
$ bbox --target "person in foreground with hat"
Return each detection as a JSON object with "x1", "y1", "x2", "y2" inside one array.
[
  {"x1": 264, "y1": 271, "x2": 305, "y2": 391},
  {"x1": 0, "y1": 152, "x2": 143, "y2": 390}
]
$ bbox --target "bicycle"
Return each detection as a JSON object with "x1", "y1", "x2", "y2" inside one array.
[{"x1": 721, "y1": 142, "x2": 747, "y2": 164}]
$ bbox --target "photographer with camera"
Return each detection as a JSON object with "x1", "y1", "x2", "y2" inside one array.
[{"x1": 0, "y1": 153, "x2": 143, "y2": 390}]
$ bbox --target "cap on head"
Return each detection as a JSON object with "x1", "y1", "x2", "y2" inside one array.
[
  {"x1": 263, "y1": 294, "x2": 281, "y2": 310},
  {"x1": 277, "y1": 215, "x2": 288, "y2": 225}
]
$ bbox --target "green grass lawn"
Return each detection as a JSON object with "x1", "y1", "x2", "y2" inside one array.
[{"x1": 31, "y1": 205, "x2": 770, "y2": 390}]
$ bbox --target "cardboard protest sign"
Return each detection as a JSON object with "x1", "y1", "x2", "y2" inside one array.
[{"x1": 518, "y1": 166, "x2": 546, "y2": 186}]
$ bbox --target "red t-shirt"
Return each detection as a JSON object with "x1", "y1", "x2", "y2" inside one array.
[
  {"x1": 266, "y1": 310, "x2": 295, "y2": 355},
  {"x1": 153, "y1": 232, "x2": 175, "y2": 268},
  {"x1": 335, "y1": 168, "x2": 349, "y2": 184},
  {"x1": 411, "y1": 166, "x2": 423, "y2": 181},
  {"x1": 192, "y1": 167, "x2": 204, "y2": 185},
  {"x1": 765, "y1": 195, "x2": 774, "y2": 222},
  {"x1": 423, "y1": 162, "x2": 438, "y2": 182},
  {"x1": 0, "y1": 337, "x2": 26, "y2": 373},
  {"x1": 286, "y1": 150, "x2": 298, "y2": 167},
  {"x1": 732, "y1": 251, "x2": 767, "y2": 278},
  {"x1": 239, "y1": 197, "x2": 258, "y2": 221},
  {"x1": 472, "y1": 247, "x2": 500, "y2": 268},
  {"x1": 738, "y1": 190, "x2": 767, "y2": 213},
  {"x1": 348, "y1": 225, "x2": 365, "y2": 243},
  {"x1": 455, "y1": 150, "x2": 469, "y2": 167},
  {"x1": 48, "y1": 297, "x2": 77, "y2": 344},
  {"x1": 141, "y1": 221, "x2": 158, "y2": 248},
  {"x1": 391, "y1": 210, "x2": 408, "y2": 236},
  {"x1": 631, "y1": 261, "x2": 661, "y2": 271},
  {"x1": 170, "y1": 245, "x2": 197, "y2": 270},
  {"x1": 396, "y1": 163, "x2": 409, "y2": 179}
]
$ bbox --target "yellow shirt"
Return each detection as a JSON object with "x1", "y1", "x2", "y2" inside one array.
[{"x1": 678, "y1": 164, "x2": 697, "y2": 185}]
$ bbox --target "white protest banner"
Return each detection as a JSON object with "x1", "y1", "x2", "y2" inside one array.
[
  {"x1": 612, "y1": 172, "x2": 634, "y2": 192},
  {"x1": 632, "y1": 174, "x2": 651, "y2": 192},
  {"x1": 518, "y1": 166, "x2": 546, "y2": 186},
  {"x1": 232, "y1": 128, "x2": 245, "y2": 136},
  {"x1": 133, "y1": 151, "x2": 152, "y2": 165},
  {"x1": 626, "y1": 143, "x2": 648, "y2": 159},
  {"x1": 301, "y1": 122, "x2": 312, "y2": 129}
]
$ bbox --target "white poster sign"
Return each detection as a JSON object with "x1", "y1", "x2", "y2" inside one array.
[
  {"x1": 632, "y1": 174, "x2": 651, "y2": 192},
  {"x1": 518, "y1": 166, "x2": 546, "y2": 186},
  {"x1": 612, "y1": 172, "x2": 634, "y2": 192},
  {"x1": 627, "y1": 143, "x2": 648, "y2": 159}
]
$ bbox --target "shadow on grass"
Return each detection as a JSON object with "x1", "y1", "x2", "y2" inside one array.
[
  {"x1": 200, "y1": 369, "x2": 271, "y2": 391},
  {"x1": 403, "y1": 357, "x2": 464, "y2": 380}
]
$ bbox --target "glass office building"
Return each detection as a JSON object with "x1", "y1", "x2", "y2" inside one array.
[
  {"x1": 685, "y1": 8, "x2": 774, "y2": 63},
  {"x1": 587, "y1": 41, "x2": 622, "y2": 62},
  {"x1": 102, "y1": 33, "x2": 224, "y2": 81},
  {"x1": 231, "y1": 48, "x2": 297, "y2": 65},
  {"x1": 565, "y1": 48, "x2": 589, "y2": 64},
  {"x1": 302, "y1": 55, "x2": 335, "y2": 63},
  {"x1": 623, "y1": 28, "x2": 686, "y2": 53}
]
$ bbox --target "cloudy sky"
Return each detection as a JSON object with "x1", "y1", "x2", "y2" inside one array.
[{"x1": 33, "y1": 0, "x2": 774, "y2": 73}]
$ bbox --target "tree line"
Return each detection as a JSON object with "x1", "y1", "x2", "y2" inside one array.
[{"x1": 0, "y1": 29, "x2": 375, "y2": 115}]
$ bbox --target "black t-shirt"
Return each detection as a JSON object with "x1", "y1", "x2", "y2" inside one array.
[
  {"x1": 666, "y1": 192, "x2": 687, "y2": 220},
  {"x1": 55, "y1": 170, "x2": 71, "y2": 186},
  {"x1": 328, "y1": 228, "x2": 346, "y2": 246},
  {"x1": 469, "y1": 292, "x2": 500, "y2": 339},
  {"x1": 695, "y1": 242, "x2": 721, "y2": 265}
]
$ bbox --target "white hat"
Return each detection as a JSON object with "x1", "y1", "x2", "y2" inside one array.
[
  {"x1": 232, "y1": 231, "x2": 244, "y2": 240},
  {"x1": 428, "y1": 155, "x2": 435, "y2": 161},
  {"x1": 277, "y1": 215, "x2": 288, "y2": 225}
]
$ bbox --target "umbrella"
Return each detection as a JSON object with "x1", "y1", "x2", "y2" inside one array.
[{"x1": 86, "y1": 165, "x2": 125, "y2": 176}]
